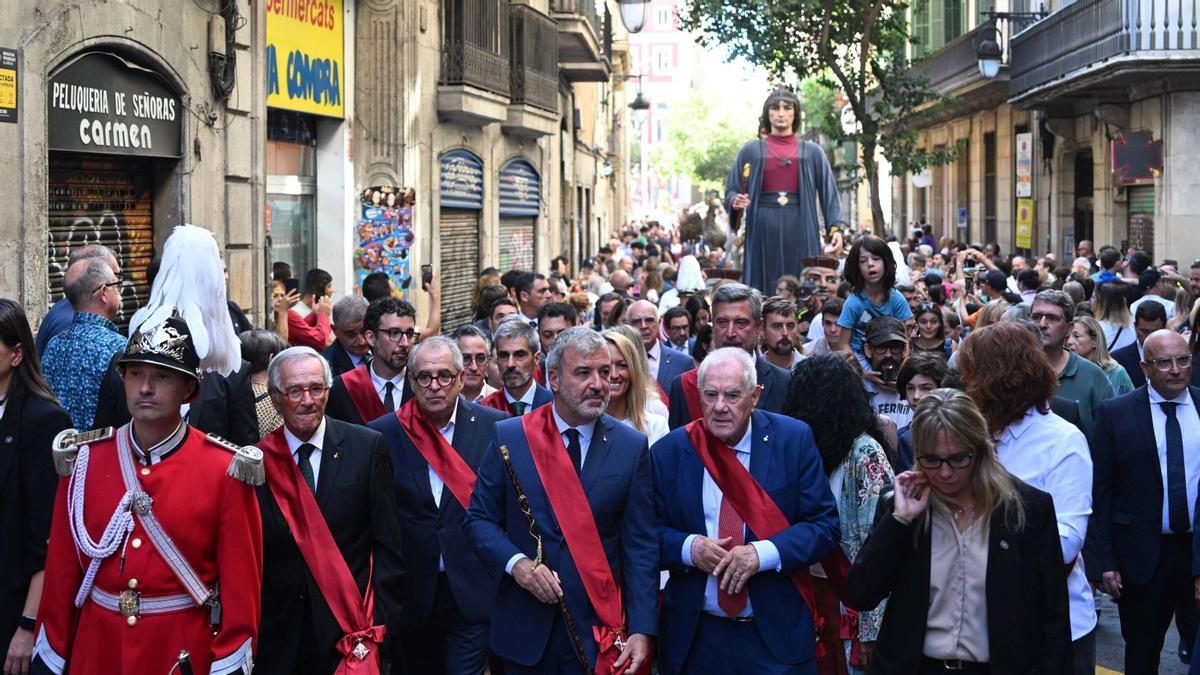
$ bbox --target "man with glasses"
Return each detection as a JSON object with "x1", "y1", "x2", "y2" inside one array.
[
  {"x1": 861, "y1": 316, "x2": 913, "y2": 431},
  {"x1": 43, "y1": 255, "x2": 127, "y2": 429},
  {"x1": 452, "y1": 324, "x2": 498, "y2": 402},
  {"x1": 36, "y1": 243, "x2": 121, "y2": 354},
  {"x1": 1032, "y1": 290, "x2": 1114, "y2": 436},
  {"x1": 625, "y1": 300, "x2": 692, "y2": 390},
  {"x1": 479, "y1": 317, "x2": 553, "y2": 417},
  {"x1": 1093, "y1": 330, "x2": 1200, "y2": 674},
  {"x1": 327, "y1": 298, "x2": 419, "y2": 426},
  {"x1": 368, "y1": 337, "x2": 507, "y2": 675},
  {"x1": 254, "y1": 346, "x2": 404, "y2": 674}
]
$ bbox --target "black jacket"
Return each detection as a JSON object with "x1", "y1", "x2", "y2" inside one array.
[
  {"x1": 254, "y1": 417, "x2": 406, "y2": 674},
  {"x1": 326, "y1": 368, "x2": 413, "y2": 427},
  {"x1": 845, "y1": 482, "x2": 1072, "y2": 674},
  {"x1": 0, "y1": 386, "x2": 71, "y2": 639},
  {"x1": 666, "y1": 354, "x2": 788, "y2": 429},
  {"x1": 322, "y1": 341, "x2": 364, "y2": 379},
  {"x1": 1111, "y1": 342, "x2": 1145, "y2": 389}
]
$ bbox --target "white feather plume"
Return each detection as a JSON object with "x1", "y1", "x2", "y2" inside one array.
[{"x1": 128, "y1": 224, "x2": 240, "y2": 377}]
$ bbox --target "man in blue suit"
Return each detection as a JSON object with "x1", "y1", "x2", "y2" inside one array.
[
  {"x1": 479, "y1": 317, "x2": 555, "y2": 416},
  {"x1": 369, "y1": 336, "x2": 508, "y2": 675},
  {"x1": 625, "y1": 300, "x2": 693, "y2": 391},
  {"x1": 1110, "y1": 301, "x2": 1168, "y2": 390},
  {"x1": 466, "y1": 327, "x2": 657, "y2": 674},
  {"x1": 653, "y1": 347, "x2": 839, "y2": 675},
  {"x1": 1093, "y1": 330, "x2": 1200, "y2": 674},
  {"x1": 667, "y1": 284, "x2": 790, "y2": 429}
]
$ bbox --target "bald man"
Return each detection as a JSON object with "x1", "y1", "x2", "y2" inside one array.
[
  {"x1": 1092, "y1": 329, "x2": 1200, "y2": 673},
  {"x1": 625, "y1": 300, "x2": 692, "y2": 390}
]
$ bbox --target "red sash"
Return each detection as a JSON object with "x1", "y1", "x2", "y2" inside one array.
[
  {"x1": 532, "y1": 363, "x2": 547, "y2": 387},
  {"x1": 655, "y1": 382, "x2": 670, "y2": 407},
  {"x1": 259, "y1": 429, "x2": 385, "y2": 673},
  {"x1": 479, "y1": 389, "x2": 516, "y2": 416},
  {"x1": 341, "y1": 365, "x2": 387, "y2": 423},
  {"x1": 521, "y1": 406, "x2": 647, "y2": 675},
  {"x1": 395, "y1": 400, "x2": 477, "y2": 509},
  {"x1": 679, "y1": 369, "x2": 702, "y2": 421},
  {"x1": 684, "y1": 419, "x2": 850, "y2": 658}
]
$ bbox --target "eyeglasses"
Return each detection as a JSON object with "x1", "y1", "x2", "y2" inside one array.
[
  {"x1": 627, "y1": 317, "x2": 658, "y2": 327},
  {"x1": 414, "y1": 371, "x2": 459, "y2": 388},
  {"x1": 1030, "y1": 312, "x2": 1066, "y2": 325},
  {"x1": 93, "y1": 274, "x2": 124, "y2": 294},
  {"x1": 1146, "y1": 354, "x2": 1193, "y2": 371},
  {"x1": 916, "y1": 452, "x2": 975, "y2": 470},
  {"x1": 280, "y1": 384, "x2": 329, "y2": 402},
  {"x1": 376, "y1": 328, "x2": 419, "y2": 343},
  {"x1": 463, "y1": 353, "x2": 490, "y2": 366}
]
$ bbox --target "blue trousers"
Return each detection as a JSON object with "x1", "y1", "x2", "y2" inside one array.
[{"x1": 681, "y1": 614, "x2": 816, "y2": 675}]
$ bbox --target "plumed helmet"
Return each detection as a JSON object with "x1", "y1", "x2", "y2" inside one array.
[{"x1": 118, "y1": 314, "x2": 200, "y2": 382}]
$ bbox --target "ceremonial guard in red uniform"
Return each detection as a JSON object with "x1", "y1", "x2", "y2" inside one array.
[{"x1": 32, "y1": 315, "x2": 265, "y2": 675}]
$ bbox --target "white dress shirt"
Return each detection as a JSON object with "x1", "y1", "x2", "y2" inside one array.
[
  {"x1": 370, "y1": 364, "x2": 406, "y2": 409},
  {"x1": 679, "y1": 424, "x2": 782, "y2": 617},
  {"x1": 504, "y1": 383, "x2": 538, "y2": 411},
  {"x1": 995, "y1": 407, "x2": 1096, "y2": 640},
  {"x1": 473, "y1": 382, "x2": 498, "y2": 403},
  {"x1": 504, "y1": 404, "x2": 598, "y2": 575},
  {"x1": 284, "y1": 417, "x2": 327, "y2": 489},
  {"x1": 432, "y1": 405, "x2": 458, "y2": 571},
  {"x1": 1148, "y1": 386, "x2": 1200, "y2": 533}
]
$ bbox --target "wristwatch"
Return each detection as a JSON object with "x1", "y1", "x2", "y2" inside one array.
[{"x1": 18, "y1": 615, "x2": 36, "y2": 632}]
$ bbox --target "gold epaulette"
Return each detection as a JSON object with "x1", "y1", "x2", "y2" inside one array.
[
  {"x1": 204, "y1": 433, "x2": 266, "y2": 486},
  {"x1": 51, "y1": 427, "x2": 114, "y2": 477}
]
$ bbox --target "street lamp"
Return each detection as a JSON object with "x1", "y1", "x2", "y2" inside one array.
[
  {"x1": 976, "y1": 9, "x2": 1047, "y2": 80},
  {"x1": 617, "y1": 0, "x2": 650, "y2": 33},
  {"x1": 629, "y1": 90, "x2": 650, "y2": 127}
]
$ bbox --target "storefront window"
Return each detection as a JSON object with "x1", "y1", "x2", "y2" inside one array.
[{"x1": 267, "y1": 110, "x2": 317, "y2": 278}]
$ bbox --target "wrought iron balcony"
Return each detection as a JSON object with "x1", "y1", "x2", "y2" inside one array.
[
  {"x1": 440, "y1": 0, "x2": 512, "y2": 125},
  {"x1": 1010, "y1": 0, "x2": 1200, "y2": 107},
  {"x1": 511, "y1": 4, "x2": 559, "y2": 112},
  {"x1": 551, "y1": 0, "x2": 611, "y2": 81}
]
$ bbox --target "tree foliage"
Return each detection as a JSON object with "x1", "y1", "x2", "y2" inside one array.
[
  {"x1": 680, "y1": 0, "x2": 960, "y2": 229},
  {"x1": 647, "y1": 94, "x2": 756, "y2": 193}
]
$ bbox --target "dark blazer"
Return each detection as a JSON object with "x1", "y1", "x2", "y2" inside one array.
[
  {"x1": 651, "y1": 411, "x2": 840, "y2": 673},
  {"x1": 368, "y1": 398, "x2": 507, "y2": 625},
  {"x1": 0, "y1": 386, "x2": 71, "y2": 639},
  {"x1": 654, "y1": 340, "x2": 694, "y2": 391},
  {"x1": 845, "y1": 483, "x2": 1072, "y2": 674},
  {"x1": 1050, "y1": 395, "x2": 1086, "y2": 437},
  {"x1": 323, "y1": 341, "x2": 364, "y2": 379},
  {"x1": 465, "y1": 412, "x2": 658, "y2": 667},
  {"x1": 1091, "y1": 385, "x2": 1200, "y2": 583},
  {"x1": 666, "y1": 355, "x2": 789, "y2": 429},
  {"x1": 254, "y1": 418, "x2": 406, "y2": 674},
  {"x1": 326, "y1": 369, "x2": 414, "y2": 427},
  {"x1": 94, "y1": 356, "x2": 260, "y2": 445},
  {"x1": 1111, "y1": 342, "x2": 1145, "y2": 389}
]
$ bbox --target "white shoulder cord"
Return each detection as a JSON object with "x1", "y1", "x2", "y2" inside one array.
[{"x1": 66, "y1": 443, "x2": 135, "y2": 608}]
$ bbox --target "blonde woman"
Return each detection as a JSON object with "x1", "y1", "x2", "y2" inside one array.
[
  {"x1": 602, "y1": 329, "x2": 669, "y2": 444},
  {"x1": 846, "y1": 389, "x2": 1071, "y2": 674},
  {"x1": 1092, "y1": 282, "x2": 1135, "y2": 351},
  {"x1": 1068, "y1": 316, "x2": 1134, "y2": 396}
]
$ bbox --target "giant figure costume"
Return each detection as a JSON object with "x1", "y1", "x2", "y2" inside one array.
[{"x1": 725, "y1": 88, "x2": 846, "y2": 295}]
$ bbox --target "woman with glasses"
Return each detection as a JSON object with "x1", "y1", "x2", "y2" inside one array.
[
  {"x1": 910, "y1": 303, "x2": 951, "y2": 360},
  {"x1": 0, "y1": 299, "x2": 72, "y2": 674},
  {"x1": 1068, "y1": 316, "x2": 1135, "y2": 396},
  {"x1": 846, "y1": 389, "x2": 1071, "y2": 674},
  {"x1": 783, "y1": 353, "x2": 895, "y2": 674},
  {"x1": 602, "y1": 329, "x2": 669, "y2": 444}
]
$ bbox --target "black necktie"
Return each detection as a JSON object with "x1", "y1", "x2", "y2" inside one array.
[
  {"x1": 384, "y1": 382, "x2": 396, "y2": 411},
  {"x1": 564, "y1": 428, "x2": 582, "y2": 474},
  {"x1": 1163, "y1": 402, "x2": 1190, "y2": 533},
  {"x1": 513, "y1": 401, "x2": 527, "y2": 416},
  {"x1": 297, "y1": 443, "x2": 317, "y2": 494}
]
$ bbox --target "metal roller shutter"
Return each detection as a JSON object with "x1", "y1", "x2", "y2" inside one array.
[
  {"x1": 1127, "y1": 185, "x2": 1155, "y2": 254},
  {"x1": 499, "y1": 218, "x2": 535, "y2": 272},
  {"x1": 48, "y1": 154, "x2": 155, "y2": 330},
  {"x1": 439, "y1": 210, "x2": 480, "y2": 333}
]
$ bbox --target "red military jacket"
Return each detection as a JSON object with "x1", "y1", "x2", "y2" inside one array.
[{"x1": 35, "y1": 424, "x2": 263, "y2": 675}]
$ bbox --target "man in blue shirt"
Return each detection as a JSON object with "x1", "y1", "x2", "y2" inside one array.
[
  {"x1": 35, "y1": 244, "x2": 120, "y2": 355},
  {"x1": 43, "y1": 256, "x2": 127, "y2": 429}
]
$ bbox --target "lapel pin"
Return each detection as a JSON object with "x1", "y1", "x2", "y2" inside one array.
[
  {"x1": 763, "y1": 435, "x2": 769, "y2": 443},
  {"x1": 602, "y1": 435, "x2": 607, "y2": 443},
  {"x1": 470, "y1": 416, "x2": 476, "y2": 423},
  {"x1": 999, "y1": 539, "x2": 1009, "y2": 550},
  {"x1": 333, "y1": 452, "x2": 340, "y2": 459}
]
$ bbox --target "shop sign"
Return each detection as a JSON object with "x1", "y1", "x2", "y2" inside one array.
[
  {"x1": 47, "y1": 52, "x2": 181, "y2": 158},
  {"x1": 1016, "y1": 132, "x2": 1032, "y2": 198},
  {"x1": 0, "y1": 48, "x2": 16, "y2": 123},
  {"x1": 499, "y1": 158, "x2": 541, "y2": 217},
  {"x1": 1016, "y1": 198, "x2": 1034, "y2": 250},
  {"x1": 440, "y1": 149, "x2": 484, "y2": 210},
  {"x1": 266, "y1": 0, "x2": 344, "y2": 118},
  {"x1": 1111, "y1": 130, "x2": 1163, "y2": 185}
]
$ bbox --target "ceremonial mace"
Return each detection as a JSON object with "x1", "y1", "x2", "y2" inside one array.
[{"x1": 498, "y1": 445, "x2": 595, "y2": 674}]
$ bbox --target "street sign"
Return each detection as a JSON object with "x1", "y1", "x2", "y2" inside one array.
[{"x1": 1016, "y1": 132, "x2": 1033, "y2": 198}]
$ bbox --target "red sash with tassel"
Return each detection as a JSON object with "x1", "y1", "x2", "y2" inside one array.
[
  {"x1": 341, "y1": 365, "x2": 387, "y2": 423},
  {"x1": 521, "y1": 406, "x2": 649, "y2": 675},
  {"x1": 684, "y1": 418, "x2": 850, "y2": 659},
  {"x1": 395, "y1": 400, "x2": 476, "y2": 509},
  {"x1": 679, "y1": 369, "x2": 702, "y2": 421},
  {"x1": 259, "y1": 429, "x2": 385, "y2": 673},
  {"x1": 479, "y1": 389, "x2": 516, "y2": 416}
]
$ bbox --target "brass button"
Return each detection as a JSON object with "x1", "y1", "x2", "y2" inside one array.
[
  {"x1": 128, "y1": 578, "x2": 138, "y2": 589},
  {"x1": 140, "y1": 467, "x2": 151, "y2": 476},
  {"x1": 131, "y1": 538, "x2": 142, "y2": 549},
  {"x1": 126, "y1": 615, "x2": 137, "y2": 626}
]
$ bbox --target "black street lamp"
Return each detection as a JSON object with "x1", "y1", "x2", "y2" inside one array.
[
  {"x1": 618, "y1": 0, "x2": 650, "y2": 34},
  {"x1": 629, "y1": 90, "x2": 650, "y2": 127},
  {"x1": 975, "y1": 9, "x2": 1047, "y2": 80}
]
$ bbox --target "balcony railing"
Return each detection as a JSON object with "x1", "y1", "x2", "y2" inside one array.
[
  {"x1": 552, "y1": 0, "x2": 601, "y2": 40},
  {"x1": 441, "y1": 0, "x2": 511, "y2": 97},
  {"x1": 911, "y1": 14, "x2": 1037, "y2": 93},
  {"x1": 1010, "y1": 0, "x2": 1200, "y2": 95},
  {"x1": 511, "y1": 4, "x2": 559, "y2": 112}
]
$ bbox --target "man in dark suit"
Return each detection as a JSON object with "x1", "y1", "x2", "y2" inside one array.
[
  {"x1": 478, "y1": 317, "x2": 554, "y2": 417},
  {"x1": 534, "y1": 302, "x2": 578, "y2": 386},
  {"x1": 323, "y1": 295, "x2": 371, "y2": 377},
  {"x1": 255, "y1": 347, "x2": 405, "y2": 675},
  {"x1": 369, "y1": 337, "x2": 507, "y2": 674},
  {"x1": 1092, "y1": 329, "x2": 1200, "y2": 674},
  {"x1": 466, "y1": 327, "x2": 657, "y2": 674},
  {"x1": 1111, "y1": 301, "x2": 1168, "y2": 389},
  {"x1": 327, "y1": 298, "x2": 416, "y2": 426},
  {"x1": 668, "y1": 284, "x2": 789, "y2": 429},
  {"x1": 625, "y1": 300, "x2": 693, "y2": 391},
  {"x1": 652, "y1": 347, "x2": 840, "y2": 675}
]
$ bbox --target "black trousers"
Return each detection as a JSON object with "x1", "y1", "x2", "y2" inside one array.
[
  {"x1": 1117, "y1": 532, "x2": 1195, "y2": 675},
  {"x1": 391, "y1": 573, "x2": 490, "y2": 675}
]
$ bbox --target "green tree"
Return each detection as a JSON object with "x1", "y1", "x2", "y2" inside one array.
[
  {"x1": 648, "y1": 94, "x2": 756, "y2": 194},
  {"x1": 681, "y1": 0, "x2": 960, "y2": 230}
]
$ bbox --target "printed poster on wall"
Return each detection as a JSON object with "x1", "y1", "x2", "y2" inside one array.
[
  {"x1": 1016, "y1": 198, "x2": 1034, "y2": 250},
  {"x1": 355, "y1": 186, "x2": 415, "y2": 300},
  {"x1": 266, "y1": 0, "x2": 344, "y2": 118},
  {"x1": 1016, "y1": 132, "x2": 1033, "y2": 198}
]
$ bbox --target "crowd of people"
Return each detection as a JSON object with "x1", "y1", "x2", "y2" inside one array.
[{"x1": 3, "y1": 215, "x2": 1200, "y2": 675}]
